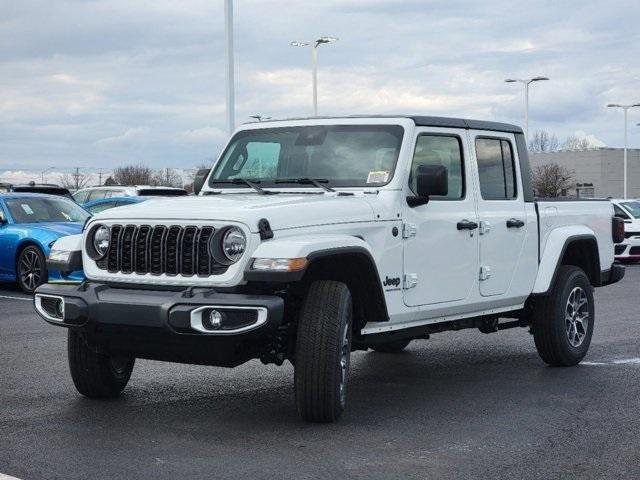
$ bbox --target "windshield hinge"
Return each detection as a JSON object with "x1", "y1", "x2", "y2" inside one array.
[
  {"x1": 402, "y1": 223, "x2": 417, "y2": 239},
  {"x1": 403, "y1": 273, "x2": 418, "y2": 289}
]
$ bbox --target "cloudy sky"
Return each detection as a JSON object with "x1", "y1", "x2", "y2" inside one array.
[{"x1": 1, "y1": 0, "x2": 640, "y2": 173}]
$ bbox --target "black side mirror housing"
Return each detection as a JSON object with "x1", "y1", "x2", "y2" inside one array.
[
  {"x1": 407, "y1": 165, "x2": 448, "y2": 207},
  {"x1": 193, "y1": 168, "x2": 211, "y2": 195}
]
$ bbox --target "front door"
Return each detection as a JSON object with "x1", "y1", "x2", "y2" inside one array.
[
  {"x1": 470, "y1": 132, "x2": 527, "y2": 297},
  {"x1": 402, "y1": 129, "x2": 479, "y2": 307}
]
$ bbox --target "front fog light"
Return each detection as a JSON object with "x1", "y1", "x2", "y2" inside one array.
[
  {"x1": 251, "y1": 257, "x2": 308, "y2": 272},
  {"x1": 203, "y1": 310, "x2": 223, "y2": 330}
]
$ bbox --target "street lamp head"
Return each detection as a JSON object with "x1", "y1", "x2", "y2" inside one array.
[
  {"x1": 315, "y1": 36, "x2": 338, "y2": 47},
  {"x1": 504, "y1": 79, "x2": 517, "y2": 83},
  {"x1": 290, "y1": 41, "x2": 310, "y2": 47},
  {"x1": 531, "y1": 76, "x2": 549, "y2": 82},
  {"x1": 607, "y1": 104, "x2": 622, "y2": 108}
]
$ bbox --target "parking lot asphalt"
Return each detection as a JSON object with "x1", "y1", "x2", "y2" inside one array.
[{"x1": 1, "y1": 269, "x2": 640, "y2": 480}]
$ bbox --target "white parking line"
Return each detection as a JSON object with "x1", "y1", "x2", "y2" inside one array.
[
  {"x1": 582, "y1": 358, "x2": 640, "y2": 366},
  {"x1": 0, "y1": 294, "x2": 31, "y2": 301},
  {"x1": 0, "y1": 473, "x2": 24, "y2": 480}
]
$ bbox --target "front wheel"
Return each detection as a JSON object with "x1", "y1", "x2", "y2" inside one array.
[
  {"x1": 294, "y1": 280, "x2": 352, "y2": 423},
  {"x1": 67, "y1": 330, "x2": 135, "y2": 397},
  {"x1": 532, "y1": 265, "x2": 594, "y2": 366},
  {"x1": 17, "y1": 245, "x2": 47, "y2": 294}
]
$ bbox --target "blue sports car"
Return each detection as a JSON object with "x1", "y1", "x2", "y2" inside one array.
[{"x1": 0, "y1": 193, "x2": 89, "y2": 293}]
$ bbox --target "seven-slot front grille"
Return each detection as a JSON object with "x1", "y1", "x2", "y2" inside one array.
[{"x1": 97, "y1": 225, "x2": 229, "y2": 276}]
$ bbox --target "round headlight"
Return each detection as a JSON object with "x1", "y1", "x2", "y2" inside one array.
[
  {"x1": 221, "y1": 227, "x2": 246, "y2": 262},
  {"x1": 93, "y1": 225, "x2": 110, "y2": 258}
]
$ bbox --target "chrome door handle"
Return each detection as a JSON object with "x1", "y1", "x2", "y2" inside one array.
[{"x1": 506, "y1": 218, "x2": 525, "y2": 228}]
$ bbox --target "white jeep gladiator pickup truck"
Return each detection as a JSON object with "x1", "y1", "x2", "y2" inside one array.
[{"x1": 35, "y1": 115, "x2": 625, "y2": 422}]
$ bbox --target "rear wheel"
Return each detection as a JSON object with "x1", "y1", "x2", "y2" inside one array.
[
  {"x1": 532, "y1": 265, "x2": 594, "y2": 366},
  {"x1": 17, "y1": 245, "x2": 47, "y2": 294},
  {"x1": 294, "y1": 280, "x2": 352, "y2": 423},
  {"x1": 371, "y1": 338, "x2": 411, "y2": 353},
  {"x1": 67, "y1": 330, "x2": 135, "y2": 398}
]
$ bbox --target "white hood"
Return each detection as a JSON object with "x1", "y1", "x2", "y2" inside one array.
[{"x1": 92, "y1": 193, "x2": 376, "y2": 232}]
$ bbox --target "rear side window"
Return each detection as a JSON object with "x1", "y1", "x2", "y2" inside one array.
[
  {"x1": 409, "y1": 135, "x2": 464, "y2": 199},
  {"x1": 614, "y1": 205, "x2": 631, "y2": 220},
  {"x1": 475, "y1": 138, "x2": 517, "y2": 200}
]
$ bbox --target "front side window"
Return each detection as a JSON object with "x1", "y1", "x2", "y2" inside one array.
[
  {"x1": 475, "y1": 138, "x2": 517, "y2": 200},
  {"x1": 210, "y1": 125, "x2": 404, "y2": 188},
  {"x1": 614, "y1": 204, "x2": 631, "y2": 219},
  {"x1": 73, "y1": 191, "x2": 89, "y2": 204},
  {"x1": 620, "y1": 201, "x2": 640, "y2": 219},
  {"x1": 6, "y1": 197, "x2": 90, "y2": 224},
  {"x1": 409, "y1": 135, "x2": 464, "y2": 199},
  {"x1": 87, "y1": 201, "x2": 115, "y2": 214}
]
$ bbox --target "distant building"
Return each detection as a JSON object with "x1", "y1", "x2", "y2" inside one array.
[{"x1": 530, "y1": 148, "x2": 640, "y2": 198}]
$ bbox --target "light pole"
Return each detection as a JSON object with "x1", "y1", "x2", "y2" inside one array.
[
  {"x1": 504, "y1": 76, "x2": 549, "y2": 143},
  {"x1": 608, "y1": 103, "x2": 640, "y2": 199},
  {"x1": 224, "y1": 0, "x2": 235, "y2": 134},
  {"x1": 290, "y1": 36, "x2": 338, "y2": 116},
  {"x1": 40, "y1": 167, "x2": 54, "y2": 183}
]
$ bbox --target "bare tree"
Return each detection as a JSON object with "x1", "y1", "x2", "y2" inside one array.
[
  {"x1": 529, "y1": 130, "x2": 560, "y2": 153},
  {"x1": 563, "y1": 135, "x2": 594, "y2": 151},
  {"x1": 112, "y1": 165, "x2": 153, "y2": 185},
  {"x1": 152, "y1": 168, "x2": 183, "y2": 187},
  {"x1": 533, "y1": 163, "x2": 574, "y2": 197},
  {"x1": 59, "y1": 169, "x2": 92, "y2": 191}
]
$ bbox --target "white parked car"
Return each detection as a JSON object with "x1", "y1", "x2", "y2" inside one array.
[
  {"x1": 36, "y1": 115, "x2": 625, "y2": 422},
  {"x1": 610, "y1": 198, "x2": 640, "y2": 262},
  {"x1": 72, "y1": 185, "x2": 187, "y2": 205}
]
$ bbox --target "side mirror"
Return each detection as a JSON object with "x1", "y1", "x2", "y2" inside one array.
[
  {"x1": 407, "y1": 165, "x2": 448, "y2": 207},
  {"x1": 193, "y1": 168, "x2": 211, "y2": 195}
]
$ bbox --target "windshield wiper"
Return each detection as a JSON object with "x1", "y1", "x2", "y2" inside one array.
[
  {"x1": 274, "y1": 177, "x2": 335, "y2": 192},
  {"x1": 209, "y1": 178, "x2": 278, "y2": 195}
]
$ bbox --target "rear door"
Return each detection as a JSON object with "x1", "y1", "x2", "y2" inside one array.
[
  {"x1": 402, "y1": 128, "x2": 479, "y2": 307},
  {"x1": 470, "y1": 132, "x2": 527, "y2": 297}
]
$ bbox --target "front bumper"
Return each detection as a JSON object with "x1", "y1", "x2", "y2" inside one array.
[{"x1": 34, "y1": 282, "x2": 284, "y2": 367}]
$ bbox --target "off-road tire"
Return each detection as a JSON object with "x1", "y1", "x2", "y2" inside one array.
[
  {"x1": 371, "y1": 339, "x2": 411, "y2": 353},
  {"x1": 294, "y1": 280, "x2": 352, "y2": 423},
  {"x1": 532, "y1": 265, "x2": 594, "y2": 366},
  {"x1": 68, "y1": 330, "x2": 135, "y2": 397}
]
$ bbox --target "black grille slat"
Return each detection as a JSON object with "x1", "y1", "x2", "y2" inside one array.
[
  {"x1": 165, "y1": 226, "x2": 182, "y2": 275},
  {"x1": 101, "y1": 224, "x2": 227, "y2": 277},
  {"x1": 150, "y1": 226, "x2": 167, "y2": 275},
  {"x1": 107, "y1": 226, "x2": 123, "y2": 272},
  {"x1": 196, "y1": 227, "x2": 214, "y2": 276},
  {"x1": 120, "y1": 225, "x2": 136, "y2": 273},
  {"x1": 135, "y1": 226, "x2": 151, "y2": 273},
  {"x1": 181, "y1": 226, "x2": 197, "y2": 276}
]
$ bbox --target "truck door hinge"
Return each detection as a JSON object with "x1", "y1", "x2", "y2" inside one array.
[
  {"x1": 479, "y1": 266, "x2": 492, "y2": 281},
  {"x1": 403, "y1": 273, "x2": 418, "y2": 289},
  {"x1": 479, "y1": 221, "x2": 491, "y2": 235},
  {"x1": 402, "y1": 223, "x2": 417, "y2": 239}
]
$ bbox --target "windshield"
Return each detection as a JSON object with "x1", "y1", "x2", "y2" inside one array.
[
  {"x1": 621, "y1": 201, "x2": 640, "y2": 219},
  {"x1": 209, "y1": 125, "x2": 404, "y2": 188},
  {"x1": 6, "y1": 197, "x2": 90, "y2": 224}
]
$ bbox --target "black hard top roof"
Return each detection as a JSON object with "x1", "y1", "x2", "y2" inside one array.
[{"x1": 251, "y1": 115, "x2": 523, "y2": 134}]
